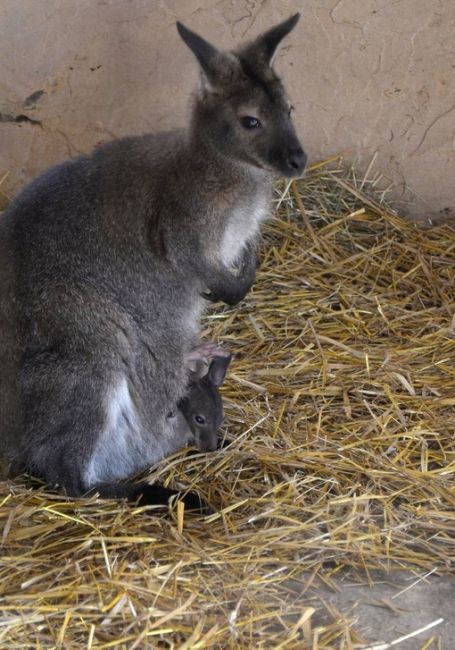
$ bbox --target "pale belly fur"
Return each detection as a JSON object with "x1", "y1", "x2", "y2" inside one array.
[
  {"x1": 84, "y1": 296, "x2": 206, "y2": 487},
  {"x1": 219, "y1": 200, "x2": 268, "y2": 267}
]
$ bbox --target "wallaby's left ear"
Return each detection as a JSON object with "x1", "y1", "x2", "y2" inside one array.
[
  {"x1": 207, "y1": 354, "x2": 232, "y2": 388},
  {"x1": 242, "y1": 13, "x2": 300, "y2": 67}
]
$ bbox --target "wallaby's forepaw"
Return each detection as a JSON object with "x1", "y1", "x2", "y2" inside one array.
[
  {"x1": 239, "y1": 241, "x2": 258, "y2": 281},
  {"x1": 201, "y1": 242, "x2": 258, "y2": 305},
  {"x1": 203, "y1": 284, "x2": 250, "y2": 306},
  {"x1": 222, "y1": 243, "x2": 257, "y2": 305},
  {"x1": 240, "y1": 239, "x2": 258, "y2": 264}
]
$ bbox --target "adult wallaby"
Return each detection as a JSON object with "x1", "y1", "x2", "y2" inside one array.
[{"x1": 0, "y1": 14, "x2": 305, "y2": 510}]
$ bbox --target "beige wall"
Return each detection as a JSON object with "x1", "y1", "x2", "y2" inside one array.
[{"x1": 1, "y1": 0, "x2": 454, "y2": 221}]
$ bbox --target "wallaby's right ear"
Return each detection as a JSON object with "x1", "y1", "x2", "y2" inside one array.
[
  {"x1": 177, "y1": 21, "x2": 240, "y2": 91},
  {"x1": 207, "y1": 354, "x2": 232, "y2": 388}
]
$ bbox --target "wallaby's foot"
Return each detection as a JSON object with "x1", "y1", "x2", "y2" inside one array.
[
  {"x1": 134, "y1": 484, "x2": 213, "y2": 514},
  {"x1": 90, "y1": 481, "x2": 213, "y2": 514}
]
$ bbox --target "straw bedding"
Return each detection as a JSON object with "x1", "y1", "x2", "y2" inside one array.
[{"x1": 0, "y1": 160, "x2": 454, "y2": 648}]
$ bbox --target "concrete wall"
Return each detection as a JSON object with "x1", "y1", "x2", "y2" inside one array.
[{"x1": 1, "y1": 0, "x2": 454, "y2": 221}]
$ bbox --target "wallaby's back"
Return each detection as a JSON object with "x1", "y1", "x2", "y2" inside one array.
[{"x1": 0, "y1": 212, "x2": 21, "y2": 463}]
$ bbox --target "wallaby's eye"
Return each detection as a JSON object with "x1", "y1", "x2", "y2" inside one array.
[
  {"x1": 240, "y1": 116, "x2": 261, "y2": 130},
  {"x1": 195, "y1": 414, "x2": 206, "y2": 425}
]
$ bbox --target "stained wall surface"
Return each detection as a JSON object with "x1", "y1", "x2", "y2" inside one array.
[{"x1": 1, "y1": 0, "x2": 454, "y2": 220}]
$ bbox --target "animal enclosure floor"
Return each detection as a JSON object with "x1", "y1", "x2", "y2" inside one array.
[
  {"x1": 304, "y1": 569, "x2": 455, "y2": 648},
  {"x1": 0, "y1": 160, "x2": 454, "y2": 648}
]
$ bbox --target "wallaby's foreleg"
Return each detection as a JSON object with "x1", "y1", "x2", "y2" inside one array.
[{"x1": 201, "y1": 242, "x2": 258, "y2": 305}]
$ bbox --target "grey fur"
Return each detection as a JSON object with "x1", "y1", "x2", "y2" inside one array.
[{"x1": 0, "y1": 15, "x2": 305, "y2": 502}]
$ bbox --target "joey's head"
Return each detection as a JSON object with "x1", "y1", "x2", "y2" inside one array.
[
  {"x1": 177, "y1": 14, "x2": 306, "y2": 178},
  {"x1": 178, "y1": 355, "x2": 231, "y2": 452}
]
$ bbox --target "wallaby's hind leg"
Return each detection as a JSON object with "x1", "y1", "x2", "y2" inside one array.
[
  {"x1": 7, "y1": 473, "x2": 211, "y2": 514},
  {"x1": 19, "y1": 350, "x2": 211, "y2": 512},
  {"x1": 19, "y1": 352, "x2": 114, "y2": 496}
]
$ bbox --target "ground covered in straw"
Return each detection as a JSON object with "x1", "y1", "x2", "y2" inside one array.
[{"x1": 1, "y1": 161, "x2": 454, "y2": 648}]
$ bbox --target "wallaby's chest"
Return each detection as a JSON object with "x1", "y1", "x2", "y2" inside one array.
[{"x1": 219, "y1": 195, "x2": 269, "y2": 267}]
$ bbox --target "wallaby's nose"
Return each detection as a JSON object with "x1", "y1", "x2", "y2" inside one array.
[{"x1": 287, "y1": 147, "x2": 307, "y2": 175}]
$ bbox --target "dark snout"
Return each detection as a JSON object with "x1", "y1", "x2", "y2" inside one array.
[
  {"x1": 272, "y1": 129, "x2": 307, "y2": 178},
  {"x1": 286, "y1": 146, "x2": 307, "y2": 176},
  {"x1": 198, "y1": 435, "x2": 218, "y2": 452}
]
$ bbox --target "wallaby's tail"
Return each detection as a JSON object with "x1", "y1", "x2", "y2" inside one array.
[{"x1": 91, "y1": 481, "x2": 212, "y2": 514}]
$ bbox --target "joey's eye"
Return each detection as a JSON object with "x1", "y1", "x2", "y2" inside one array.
[
  {"x1": 240, "y1": 116, "x2": 261, "y2": 130},
  {"x1": 195, "y1": 414, "x2": 206, "y2": 425}
]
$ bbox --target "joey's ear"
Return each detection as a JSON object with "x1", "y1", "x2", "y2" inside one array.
[
  {"x1": 207, "y1": 354, "x2": 232, "y2": 388},
  {"x1": 177, "y1": 21, "x2": 240, "y2": 91},
  {"x1": 241, "y1": 13, "x2": 300, "y2": 67},
  {"x1": 187, "y1": 358, "x2": 207, "y2": 378}
]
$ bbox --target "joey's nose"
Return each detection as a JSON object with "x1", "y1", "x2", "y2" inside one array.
[
  {"x1": 200, "y1": 437, "x2": 218, "y2": 452},
  {"x1": 287, "y1": 147, "x2": 307, "y2": 175}
]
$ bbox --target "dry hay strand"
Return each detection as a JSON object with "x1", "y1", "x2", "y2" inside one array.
[{"x1": 1, "y1": 159, "x2": 454, "y2": 648}]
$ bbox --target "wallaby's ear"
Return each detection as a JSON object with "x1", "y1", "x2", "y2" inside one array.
[
  {"x1": 187, "y1": 358, "x2": 207, "y2": 378},
  {"x1": 242, "y1": 13, "x2": 300, "y2": 67},
  {"x1": 207, "y1": 354, "x2": 232, "y2": 388},
  {"x1": 177, "y1": 22, "x2": 218, "y2": 74},
  {"x1": 177, "y1": 21, "x2": 240, "y2": 91}
]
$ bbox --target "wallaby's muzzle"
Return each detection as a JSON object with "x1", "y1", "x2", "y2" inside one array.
[
  {"x1": 270, "y1": 127, "x2": 307, "y2": 179},
  {"x1": 286, "y1": 146, "x2": 307, "y2": 176}
]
